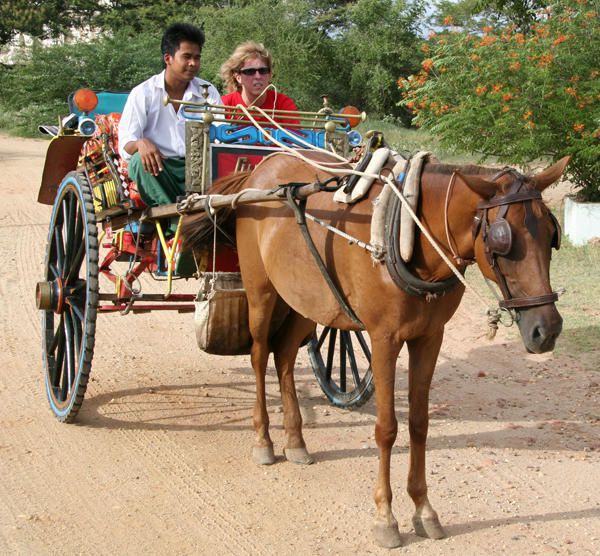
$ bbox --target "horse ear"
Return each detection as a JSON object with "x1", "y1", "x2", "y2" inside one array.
[
  {"x1": 455, "y1": 172, "x2": 498, "y2": 200},
  {"x1": 530, "y1": 156, "x2": 571, "y2": 192}
]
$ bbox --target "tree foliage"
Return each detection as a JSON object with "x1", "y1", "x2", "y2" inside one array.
[
  {"x1": 0, "y1": 0, "x2": 425, "y2": 132},
  {"x1": 399, "y1": 0, "x2": 600, "y2": 200},
  {"x1": 0, "y1": 0, "x2": 100, "y2": 45}
]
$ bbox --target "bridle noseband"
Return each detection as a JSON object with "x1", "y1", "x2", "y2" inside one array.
[{"x1": 473, "y1": 168, "x2": 561, "y2": 310}]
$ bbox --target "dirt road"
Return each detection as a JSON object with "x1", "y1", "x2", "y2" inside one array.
[{"x1": 0, "y1": 133, "x2": 598, "y2": 555}]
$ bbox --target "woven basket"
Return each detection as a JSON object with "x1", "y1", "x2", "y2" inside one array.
[{"x1": 194, "y1": 272, "x2": 251, "y2": 355}]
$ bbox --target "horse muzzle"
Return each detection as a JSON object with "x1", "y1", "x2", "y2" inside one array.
[{"x1": 516, "y1": 305, "x2": 563, "y2": 353}]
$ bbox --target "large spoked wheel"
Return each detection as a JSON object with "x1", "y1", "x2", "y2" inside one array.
[
  {"x1": 307, "y1": 326, "x2": 374, "y2": 409},
  {"x1": 36, "y1": 172, "x2": 99, "y2": 422}
]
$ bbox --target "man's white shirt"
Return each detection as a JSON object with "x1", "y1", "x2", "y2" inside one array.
[{"x1": 118, "y1": 70, "x2": 221, "y2": 160}]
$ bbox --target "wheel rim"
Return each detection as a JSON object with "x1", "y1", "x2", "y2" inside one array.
[
  {"x1": 308, "y1": 326, "x2": 374, "y2": 409},
  {"x1": 41, "y1": 173, "x2": 98, "y2": 421}
]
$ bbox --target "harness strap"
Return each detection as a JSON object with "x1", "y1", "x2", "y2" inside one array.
[
  {"x1": 500, "y1": 292, "x2": 559, "y2": 309},
  {"x1": 284, "y1": 186, "x2": 364, "y2": 329}
]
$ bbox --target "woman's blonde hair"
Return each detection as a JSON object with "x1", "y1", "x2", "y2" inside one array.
[{"x1": 220, "y1": 41, "x2": 273, "y2": 93}]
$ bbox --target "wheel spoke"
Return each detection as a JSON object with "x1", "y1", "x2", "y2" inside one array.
[
  {"x1": 354, "y1": 330, "x2": 372, "y2": 362},
  {"x1": 54, "y1": 322, "x2": 65, "y2": 391},
  {"x1": 69, "y1": 304, "x2": 82, "y2": 363},
  {"x1": 345, "y1": 332, "x2": 361, "y2": 387},
  {"x1": 326, "y1": 328, "x2": 337, "y2": 382},
  {"x1": 52, "y1": 220, "x2": 65, "y2": 276},
  {"x1": 69, "y1": 294, "x2": 85, "y2": 322},
  {"x1": 316, "y1": 326, "x2": 330, "y2": 350},
  {"x1": 64, "y1": 193, "x2": 78, "y2": 275},
  {"x1": 62, "y1": 310, "x2": 75, "y2": 398},
  {"x1": 339, "y1": 331, "x2": 347, "y2": 392},
  {"x1": 48, "y1": 315, "x2": 64, "y2": 387}
]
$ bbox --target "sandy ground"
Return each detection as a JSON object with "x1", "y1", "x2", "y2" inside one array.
[{"x1": 0, "y1": 133, "x2": 598, "y2": 555}]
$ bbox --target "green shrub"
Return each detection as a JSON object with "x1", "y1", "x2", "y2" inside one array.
[
  {"x1": 398, "y1": 0, "x2": 600, "y2": 201},
  {"x1": 0, "y1": 29, "x2": 161, "y2": 136}
]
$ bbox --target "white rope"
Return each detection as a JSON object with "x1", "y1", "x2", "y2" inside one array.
[
  {"x1": 223, "y1": 102, "x2": 503, "y2": 328},
  {"x1": 383, "y1": 175, "x2": 497, "y2": 314}
]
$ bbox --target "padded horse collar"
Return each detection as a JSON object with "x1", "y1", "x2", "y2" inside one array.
[{"x1": 474, "y1": 168, "x2": 560, "y2": 310}]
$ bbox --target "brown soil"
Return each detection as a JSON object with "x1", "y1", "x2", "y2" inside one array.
[{"x1": 0, "y1": 133, "x2": 598, "y2": 555}]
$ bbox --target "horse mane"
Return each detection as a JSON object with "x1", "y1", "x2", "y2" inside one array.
[
  {"x1": 181, "y1": 171, "x2": 251, "y2": 252},
  {"x1": 427, "y1": 162, "x2": 500, "y2": 177}
]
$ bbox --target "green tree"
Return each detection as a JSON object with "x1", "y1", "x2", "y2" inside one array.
[
  {"x1": 0, "y1": 0, "x2": 100, "y2": 46},
  {"x1": 400, "y1": 0, "x2": 600, "y2": 200},
  {"x1": 432, "y1": 0, "x2": 549, "y2": 32},
  {"x1": 331, "y1": 0, "x2": 426, "y2": 119}
]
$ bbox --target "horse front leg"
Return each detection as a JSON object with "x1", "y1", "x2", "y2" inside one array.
[
  {"x1": 272, "y1": 311, "x2": 316, "y2": 464},
  {"x1": 370, "y1": 335, "x2": 404, "y2": 548},
  {"x1": 406, "y1": 331, "x2": 446, "y2": 539}
]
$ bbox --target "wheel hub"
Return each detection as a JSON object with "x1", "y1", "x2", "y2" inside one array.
[{"x1": 36, "y1": 279, "x2": 64, "y2": 313}]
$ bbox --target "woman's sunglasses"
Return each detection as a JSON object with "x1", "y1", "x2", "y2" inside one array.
[{"x1": 239, "y1": 67, "x2": 271, "y2": 76}]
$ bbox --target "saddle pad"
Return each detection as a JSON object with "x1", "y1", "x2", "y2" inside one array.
[
  {"x1": 370, "y1": 151, "x2": 431, "y2": 263},
  {"x1": 334, "y1": 148, "x2": 391, "y2": 204}
]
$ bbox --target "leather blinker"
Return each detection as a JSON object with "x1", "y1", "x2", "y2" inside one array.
[
  {"x1": 487, "y1": 218, "x2": 512, "y2": 255},
  {"x1": 549, "y1": 211, "x2": 562, "y2": 250}
]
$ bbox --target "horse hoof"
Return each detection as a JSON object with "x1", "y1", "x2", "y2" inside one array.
[
  {"x1": 284, "y1": 447, "x2": 314, "y2": 465},
  {"x1": 372, "y1": 520, "x2": 402, "y2": 548},
  {"x1": 412, "y1": 515, "x2": 446, "y2": 539},
  {"x1": 252, "y1": 446, "x2": 275, "y2": 465}
]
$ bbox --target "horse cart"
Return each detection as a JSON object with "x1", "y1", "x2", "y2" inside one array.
[{"x1": 35, "y1": 87, "x2": 374, "y2": 421}]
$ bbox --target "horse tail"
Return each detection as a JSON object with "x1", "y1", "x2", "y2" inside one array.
[{"x1": 181, "y1": 171, "x2": 251, "y2": 252}]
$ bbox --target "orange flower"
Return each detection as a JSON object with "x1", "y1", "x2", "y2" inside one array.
[
  {"x1": 470, "y1": 54, "x2": 481, "y2": 61},
  {"x1": 509, "y1": 61, "x2": 522, "y2": 71},
  {"x1": 492, "y1": 83, "x2": 503, "y2": 93},
  {"x1": 570, "y1": 75, "x2": 581, "y2": 83},
  {"x1": 538, "y1": 53, "x2": 554, "y2": 67},
  {"x1": 586, "y1": 10, "x2": 597, "y2": 18},
  {"x1": 573, "y1": 123, "x2": 585, "y2": 133},
  {"x1": 593, "y1": 129, "x2": 600, "y2": 139},
  {"x1": 420, "y1": 43, "x2": 430, "y2": 54},
  {"x1": 421, "y1": 58, "x2": 434, "y2": 72},
  {"x1": 502, "y1": 105, "x2": 510, "y2": 113},
  {"x1": 475, "y1": 85, "x2": 488, "y2": 96},
  {"x1": 565, "y1": 86, "x2": 578, "y2": 97},
  {"x1": 502, "y1": 93, "x2": 513, "y2": 102},
  {"x1": 483, "y1": 25, "x2": 493, "y2": 33},
  {"x1": 553, "y1": 34, "x2": 570, "y2": 46},
  {"x1": 443, "y1": 15, "x2": 454, "y2": 26},
  {"x1": 523, "y1": 110, "x2": 533, "y2": 120},
  {"x1": 524, "y1": 121, "x2": 536, "y2": 129},
  {"x1": 514, "y1": 33, "x2": 525, "y2": 44},
  {"x1": 479, "y1": 36, "x2": 497, "y2": 47},
  {"x1": 591, "y1": 70, "x2": 599, "y2": 79}
]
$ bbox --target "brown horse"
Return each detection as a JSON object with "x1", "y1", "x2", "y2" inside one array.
[{"x1": 183, "y1": 151, "x2": 569, "y2": 548}]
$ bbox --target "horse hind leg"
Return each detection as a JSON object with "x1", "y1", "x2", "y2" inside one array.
[
  {"x1": 248, "y1": 287, "x2": 279, "y2": 466},
  {"x1": 406, "y1": 333, "x2": 446, "y2": 540},
  {"x1": 272, "y1": 311, "x2": 316, "y2": 465}
]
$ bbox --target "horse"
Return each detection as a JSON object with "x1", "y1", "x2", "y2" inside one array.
[{"x1": 182, "y1": 151, "x2": 569, "y2": 548}]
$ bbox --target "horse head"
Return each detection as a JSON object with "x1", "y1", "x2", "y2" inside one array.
[{"x1": 457, "y1": 157, "x2": 570, "y2": 353}]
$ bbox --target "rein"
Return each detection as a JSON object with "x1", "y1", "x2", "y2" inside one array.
[{"x1": 474, "y1": 169, "x2": 559, "y2": 310}]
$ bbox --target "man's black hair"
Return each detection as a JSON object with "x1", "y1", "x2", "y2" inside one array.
[{"x1": 161, "y1": 23, "x2": 205, "y2": 58}]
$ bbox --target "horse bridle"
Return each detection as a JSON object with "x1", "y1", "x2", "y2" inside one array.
[{"x1": 473, "y1": 168, "x2": 561, "y2": 310}]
